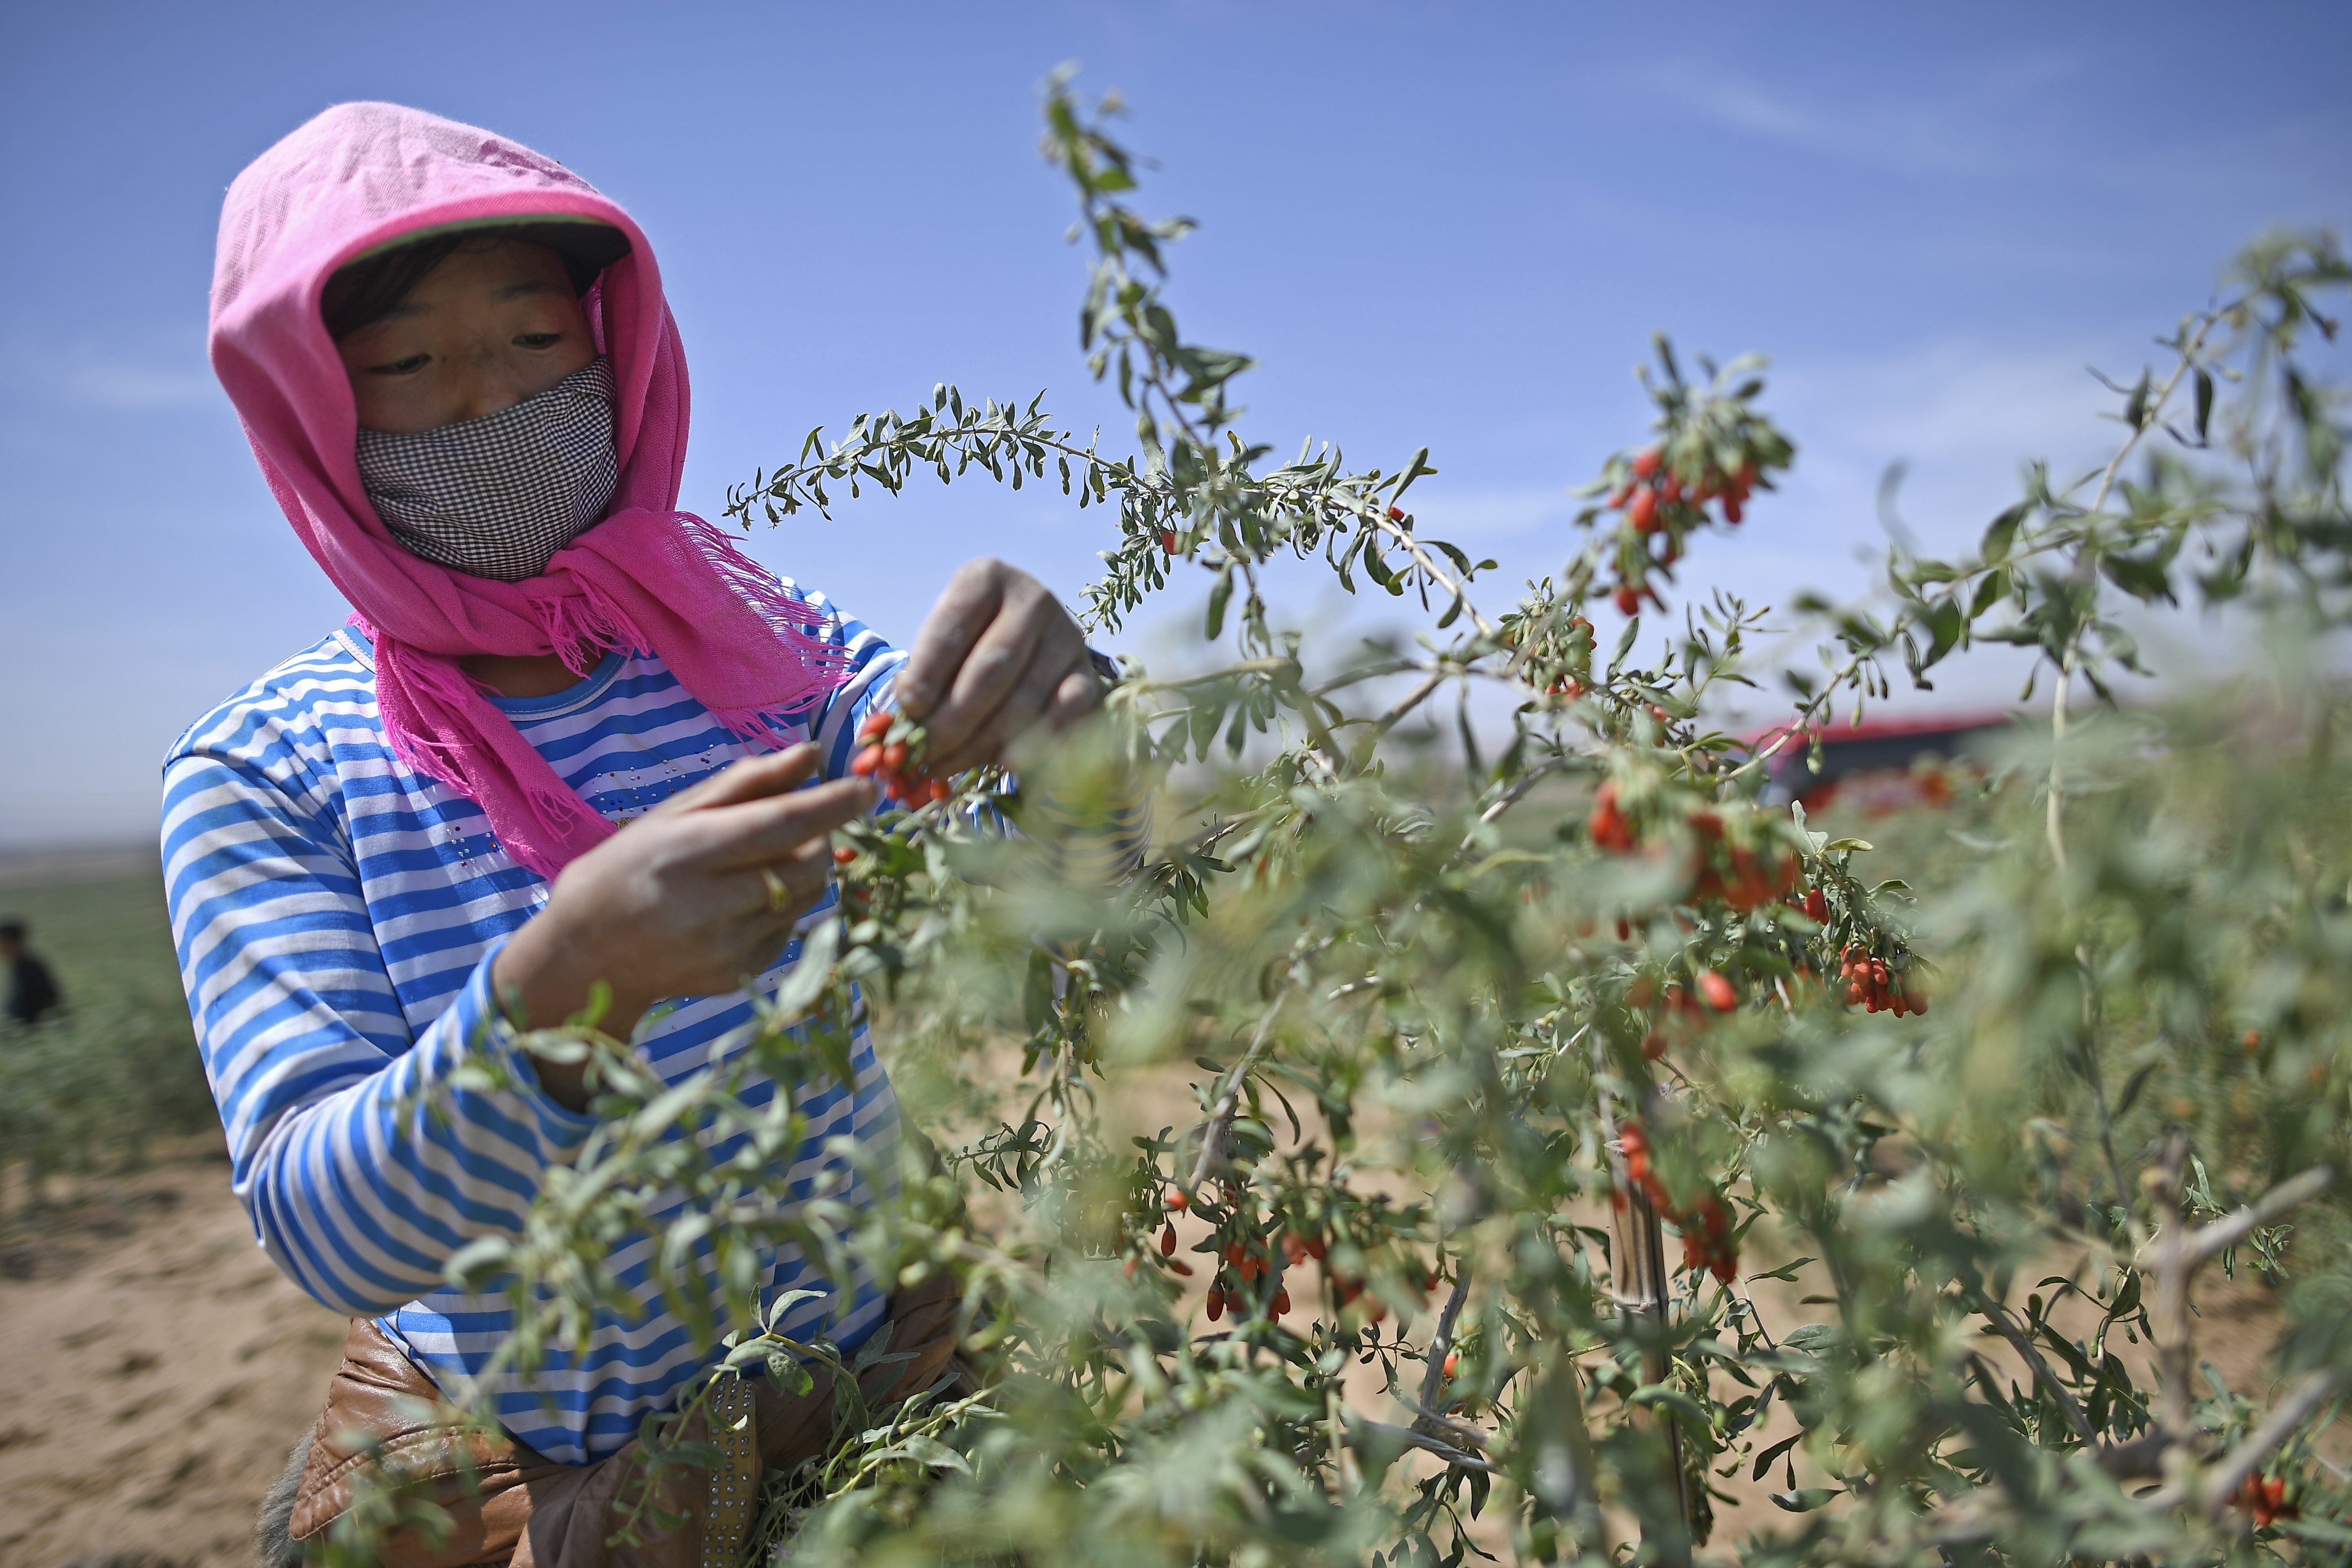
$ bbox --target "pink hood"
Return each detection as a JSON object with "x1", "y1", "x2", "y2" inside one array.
[{"x1": 210, "y1": 102, "x2": 846, "y2": 880}]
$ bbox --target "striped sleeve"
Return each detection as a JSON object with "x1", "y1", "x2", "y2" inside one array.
[
  {"x1": 1031, "y1": 786, "x2": 1153, "y2": 886},
  {"x1": 162, "y1": 750, "x2": 595, "y2": 1318}
]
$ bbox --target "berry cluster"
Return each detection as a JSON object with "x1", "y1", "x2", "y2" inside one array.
[
  {"x1": 1632, "y1": 970, "x2": 1740, "y2": 1059},
  {"x1": 849, "y1": 711, "x2": 954, "y2": 807},
  {"x1": 1686, "y1": 810, "x2": 1799, "y2": 912},
  {"x1": 1601, "y1": 447, "x2": 1764, "y2": 616},
  {"x1": 1616, "y1": 1121, "x2": 1739, "y2": 1284},
  {"x1": 1497, "y1": 611, "x2": 1593, "y2": 701},
  {"x1": 2234, "y1": 1473, "x2": 2296, "y2": 1527},
  {"x1": 1135, "y1": 1187, "x2": 1444, "y2": 1329},
  {"x1": 1839, "y1": 945, "x2": 1926, "y2": 1015},
  {"x1": 1589, "y1": 782, "x2": 1636, "y2": 852},
  {"x1": 1205, "y1": 1222, "x2": 1293, "y2": 1323},
  {"x1": 1589, "y1": 787, "x2": 1802, "y2": 916}
]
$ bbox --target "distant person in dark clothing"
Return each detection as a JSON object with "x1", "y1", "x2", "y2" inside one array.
[{"x1": 0, "y1": 919, "x2": 62, "y2": 1024}]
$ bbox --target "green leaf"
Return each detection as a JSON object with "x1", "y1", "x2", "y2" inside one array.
[
  {"x1": 2123, "y1": 368, "x2": 2151, "y2": 429},
  {"x1": 1023, "y1": 950, "x2": 1057, "y2": 1032},
  {"x1": 885, "y1": 1434, "x2": 974, "y2": 1474},
  {"x1": 1629, "y1": 1383, "x2": 1709, "y2": 1430},
  {"x1": 1205, "y1": 571, "x2": 1234, "y2": 640},
  {"x1": 1751, "y1": 1432, "x2": 1803, "y2": 1482},
  {"x1": 1921, "y1": 599, "x2": 1965, "y2": 669},
  {"x1": 1983, "y1": 502, "x2": 2030, "y2": 565},
  {"x1": 445, "y1": 1235, "x2": 512, "y2": 1290},
  {"x1": 2100, "y1": 549, "x2": 2177, "y2": 605},
  {"x1": 767, "y1": 917, "x2": 841, "y2": 1021},
  {"x1": 765, "y1": 1353, "x2": 814, "y2": 1396}
]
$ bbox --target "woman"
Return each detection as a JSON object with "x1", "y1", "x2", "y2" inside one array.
[{"x1": 171, "y1": 101, "x2": 1122, "y2": 1566}]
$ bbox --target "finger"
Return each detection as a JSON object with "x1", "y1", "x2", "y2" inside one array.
[
  {"x1": 657, "y1": 744, "x2": 822, "y2": 816},
  {"x1": 926, "y1": 649, "x2": 1101, "y2": 776},
  {"x1": 929, "y1": 640, "x2": 1071, "y2": 775},
  {"x1": 731, "y1": 835, "x2": 834, "y2": 923},
  {"x1": 932, "y1": 632, "x2": 1093, "y2": 774},
  {"x1": 932, "y1": 693, "x2": 1046, "y2": 779},
  {"x1": 701, "y1": 776, "x2": 877, "y2": 871},
  {"x1": 1043, "y1": 664, "x2": 1103, "y2": 730},
  {"x1": 919, "y1": 600, "x2": 1048, "y2": 761},
  {"x1": 897, "y1": 560, "x2": 1007, "y2": 719}
]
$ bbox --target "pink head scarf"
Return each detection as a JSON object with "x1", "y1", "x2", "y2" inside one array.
[{"x1": 208, "y1": 102, "x2": 848, "y2": 881}]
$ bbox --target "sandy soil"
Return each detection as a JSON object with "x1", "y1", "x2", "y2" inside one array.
[
  {"x1": 0, "y1": 1107, "x2": 2315, "y2": 1567},
  {"x1": 0, "y1": 1147, "x2": 350, "y2": 1568}
]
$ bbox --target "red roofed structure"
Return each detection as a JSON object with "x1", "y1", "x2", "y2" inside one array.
[{"x1": 1753, "y1": 711, "x2": 2013, "y2": 812}]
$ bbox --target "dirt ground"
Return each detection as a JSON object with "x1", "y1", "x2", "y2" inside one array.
[
  {"x1": 0, "y1": 1112, "x2": 2318, "y2": 1567},
  {"x1": 0, "y1": 1146, "x2": 350, "y2": 1568}
]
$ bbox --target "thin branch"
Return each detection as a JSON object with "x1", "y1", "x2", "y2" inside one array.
[
  {"x1": 1363, "y1": 512, "x2": 1500, "y2": 639},
  {"x1": 1458, "y1": 759, "x2": 1570, "y2": 853},
  {"x1": 2136, "y1": 1165, "x2": 2335, "y2": 1273},
  {"x1": 2044, "y1": 315, "x2": 2216, "y2": 874},
  {"x1": 1416, "y1": 1275, "x2": 1473, "y2": 1413},
  {"x1": 1184, "y1": 983, "x2": 1293, "y2": 1193},
  {"x1": 1348, "y1": 1415, "x2": 1502, "y2": 1475},
  {"x1": 2198, "y1": 1370, "x2": 2346, "y2": 1513},
  {"x1": 2122, "y1": 1368, "x2": 2348, "y2": 1517},
  {"x1": 1355, "y1": 671, "x2": 1447, "y2": 763},
  {"x1": 2153, "y1": 1132, "x2": 2194, "y2": 1445},
  {"x1": 1124, "y1": 657, "x2": 1293, "y2": 694},
  {"x1": 1981, "y1": 1299, "x2": 2099, "y2": 1449}
]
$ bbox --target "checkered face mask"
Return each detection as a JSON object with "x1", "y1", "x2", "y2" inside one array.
[{"x1": 356, "y1": 357, "x2": 620, "y2": 581}]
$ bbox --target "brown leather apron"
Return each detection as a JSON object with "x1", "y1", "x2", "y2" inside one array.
[{"x1": 286, "y1": 1270, "x2": 975, "y2": 1568}]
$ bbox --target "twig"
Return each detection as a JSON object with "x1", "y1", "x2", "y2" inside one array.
[
  {"x1": 2136, "y1": 1166, "x2": 2335, "y2": 1273},
  {"x1": 1348, "y1": 1415, "x2": 1502, "y2": 1475},
  {"x1": 2197, "y1": 1369, "x2": 2346, "y2": 1514},
  {"x1": 1457, "y1": 760, "x2": 1570, "y2": 853},
  {"x1": 1352, "y1": 671, "x2": 1448, "y2": 766},
  {"x1": 2046, "y1": 643, "x2": 2079, "y2": 876},
  {"x1": 2043, "y1": 317, "x2": 2213, "y2": 874},
  {"x1": 1416, "y1": 1275, "x2": 1472, "y2": 1409},
  {"x1": 2153, "y1": 1132, "x2": 2194, "y2": 1446},
  {"x1": 1981, "y1": 1299, "x2": 2099, "y2": 1449},
  {"x1": 2122, "y1": 1369, "x2": 2348, "y2": 1517},
  {"x1": 1125, "y1": 657, "x2": 1294, "y2": 694},
  {"x1": 1184, "y1": 984, "x2": 1293, "y2": 1193},
  {"x1": 1362, "y1": 511, "x2": 1499, "y2": 639}
]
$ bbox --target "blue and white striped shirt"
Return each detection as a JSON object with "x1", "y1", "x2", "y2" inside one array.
[{"x1": 160, "y1": 583, "x2": 906, "y2": 1464}]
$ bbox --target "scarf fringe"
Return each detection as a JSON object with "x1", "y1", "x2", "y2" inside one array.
[
  {"x1": 351, "y1": 514, "x2": 859, "y2": 883},
  {"x1": 680, "y1": 515, "x2": 858, "y2": 687}
]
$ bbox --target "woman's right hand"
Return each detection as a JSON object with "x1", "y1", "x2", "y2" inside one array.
[{"x1": 491, "y1": 744, "x2": 875, "y2": 1110}]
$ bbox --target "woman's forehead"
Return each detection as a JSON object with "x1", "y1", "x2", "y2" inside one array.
[{"x1": 372, "y1": 242, "x2": 573, "y2": 317}]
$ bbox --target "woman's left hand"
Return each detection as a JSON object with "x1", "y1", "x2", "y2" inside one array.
[{"x1": 896, "y1": 558, "x2": 1101, "y2": 773}]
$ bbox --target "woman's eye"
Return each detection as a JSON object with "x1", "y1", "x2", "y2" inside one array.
[
  {"x1": 515, "y1": 332, "x2": 563, "y2": 349},
  {"x1": 366, "y1": 354, "x2": 431, "y2": 376}
]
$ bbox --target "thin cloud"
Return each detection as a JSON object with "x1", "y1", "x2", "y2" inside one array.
[
  {"x1": 1660, "y1": 65, "x2": 2011, "y2": 180},
  {"x1": 65, "y1": 359, "x2": 216, "y2": 409}
]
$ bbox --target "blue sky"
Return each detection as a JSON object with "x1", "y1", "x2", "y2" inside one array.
[{"x1": 1, "y1": 0, "x2": 2345, "y2": 847}]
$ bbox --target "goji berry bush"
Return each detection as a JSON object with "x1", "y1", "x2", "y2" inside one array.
[{"x1": 340, "y1": 81, "x2": 2352, "y2": 1568}]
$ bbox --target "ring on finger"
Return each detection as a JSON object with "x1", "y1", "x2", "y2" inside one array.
[{"x1": 762, "y1": 867, "x2": 790, "y2": 915}]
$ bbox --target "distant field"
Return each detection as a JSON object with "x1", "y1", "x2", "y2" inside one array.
[{"x1": 0, "y1": 857, "x2": 219, "y2": 1201}]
